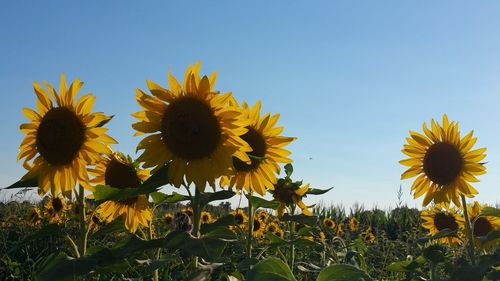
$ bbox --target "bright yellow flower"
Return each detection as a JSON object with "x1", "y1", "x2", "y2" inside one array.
[
  {"x1": 18, "y1": 74, "x2": 116, "y2": 198},
  {"x1": 91, "y1": 152, "x2": 152, "y2": 233},
  {"x1": 257, "y1": 210, "x2": 270, "y2": 222},
  {"x1": 164, "y1": 213, "x2": 174, "y2": 226},
  {"x1": 323, "y1": 218, "x2": 336, "y2": 229},
  {"x1": 220, "y1": 101, "x2": 295, "y2": 195},
  {"x1": 132, "y1": 62, "x2": 252, "y2": 191},
  {"x1": 44, "y1": 195, "x2": 68, "y2": 224},
  {"x1": 421, "y1": 205, "x2": 464, "y2": 245},
  {"x1": 27, "y1": 207, "x2": 42, "y2": 225},
  {"x1": 400, "y1": 114, "x2": 486, "y2": 207},
  {"x1": 230, "y1": 209, "x2": 248, "y2": 228},
  {"x1": 349, "y1": 217, "x2": 359, "y2": 232},
  {"x1": 252, "y1": 217, "x2": 266, "y2": 238},
  {"x1": 467, "y1": 201, "x2": 500, "y2": 249},
  {"x1": 201, "y1": 211, "x2": 214, "y2": 224}
]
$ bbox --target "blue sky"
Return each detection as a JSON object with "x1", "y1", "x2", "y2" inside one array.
[{"x1": 1, "y1": 1, "x2": 499, "y2": 209}]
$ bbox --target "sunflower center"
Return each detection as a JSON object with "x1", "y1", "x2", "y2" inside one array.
[
  {"x1": 36, "y1": 107, "x2": 85, "y2": 166},
  {"x1": 104, "y1": 159, "x2": 141, "y2": 189},
  {"x1": 434, "y1": 212, "x2": 459, "y2": 231},
  {"x1": 52, "y1": 198, "x2": 63, "y2": 213},
  {"x1": 233, "y1": 127, "x2": 267, "y2": 172},
  {"x1": 161, "y1": 97, "x2": 221, "y2": 160},
  {"x1": 235, "y1": 213, "x2": 245, "y2": 225},
  {"x1": 423, "y1": 142, "x2": 463, "y2": 185},
  {"x1": 253, "y1": 218, "x2": 261, "y2": 232},
  {"x1": 272, "y1": 183, "x2": 296, "y2": 204},
  {"x1": 267, "y1": 225, "x2": 276, "y2": 232},
  {"x1": 473, "y1": 217, "x2": 493, "y2": 237}
]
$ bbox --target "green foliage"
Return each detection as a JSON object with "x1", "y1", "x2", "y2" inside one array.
[
  {"x1": 246, "y1": 257, "x2": 296, "y2": 281},
  {"x1": 316, "y1": 264, "x2": 372, "y2": 281}
]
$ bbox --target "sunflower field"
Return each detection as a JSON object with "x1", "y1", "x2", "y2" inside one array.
[{"x1": 1, "y1": 62, "x2": 499, "y2": 281}]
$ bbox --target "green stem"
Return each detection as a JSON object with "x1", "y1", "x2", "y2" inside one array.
[
  {"x1": 430, "y1": 262, "x2": 437, "y2": 281},
  {"x1": 149, "y1": 210, "x2": 159, "y2": 281},
  {"x1": 77, "y1": 185, "x2": 87, "y2": 256},
  {"x1": 191, "y1": 187, "x2": 202, "y2": 268},
  {"x1": 65, "y1": 234, "x2": 80, "y2": 258},
  {"x1": 460, "y1": 194, "x2": 475, "y2": 265},
  {"x1": 247, "y1": 191, "x2": 254, "y2": 259},
  {"x1": 288, "y1": 204, "x2": 296, "y2": 272}
]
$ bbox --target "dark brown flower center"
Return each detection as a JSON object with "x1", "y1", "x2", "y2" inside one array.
[
  {"x1": 235, "y1": 213, "x2": 245, "y2": 225},
  {"x1": 161, "y1": 97, "x2": 221, "y2": 160},
  {"x1": 423, "y1": 142, "x2": 463, "y2": 185},
  {"x1": 253, "y1": 218, "x2": 261, "y2": 232},
  {"x1": 202, "y1": 214, "x2": 210, "y2": 223},
  {"x1": 473, "y1": 217, "x2": 493, "y2": 237},
  {"x1": 165, "y1": 215, "x2": 173, "y2": 225},
  {"x1": 36, "y1": 107, "x2": 85, "y2": 166},
  {"x1": 233, "y1": 127, "x2": 267, "y2": 171},
  {"x1": 325, "y1": 220, "x2": 334, "y2": 228},
  {"x1": 105, "y1": 159, "x2": 141, "y2": 189},
  {"x1": 52, "y1": 198, "x2": 63, "y2": 213},
  {"x1": 267, "y1": 225, "x2": 276, "y2": 232},
  {"x1": 434, "y1": 212, "x2": 459, "y2": 231},
  {"x1": 272, "y1": 182, "x2": 296, "y2": 204}
]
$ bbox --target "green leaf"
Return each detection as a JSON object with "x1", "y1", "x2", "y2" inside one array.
[
  {"x1": 293, "y1": 238, "x2": 319, "y2": 247},
  {"x1": 417, "y1": 228, "x2": 456, "y2": 243},
  {"x1": 201, "y1": 215, "x2": 235, "y2": 234},
  {"x1": 93, "y1": 163, "x2": 169, "y2": 202},
  {"x1": 480, "y1": 206, "x2": 500, "y2": 218},
  {"x1": 265, "y1": 232, "x2": 288, "y2": 247},
  {"x1": 203, "y1": 227, "x2": 237, "y2": 240},
  {"x1": 478, "y1": 230, "x2": 500, "y2": 245},
  {"x1": 316, "y1": 264, "x2": 372, "y2": 281},
  {"x1": 150, "y1": 191, "x2": 189, "y2": 204},
  {"x1": 296, "y1": 226, "x2": 314, "y2": 237},
  {"x1": 282, "y1": 214, "x2": 317, "y2": 226},
  {"x1": 19, "y1": 224, "x2": 64, "y2": 245},
  {"x1": 246, "y1": 257, "x2": 296, "y2": 281},
  {"x1": 386, "y1": 259, "x2": 422, "y2": 273},
  {"x1": 92, "y1": 218, "x2": 126, "y2": 236},
  {"x1": 423, "y1": 245, "x2": 445, "y2": 263},
  {"x1": 37, "y1": 252, "x2": 97, "y2": 281},
  {"x1": 199, "y1": 190, "x2": 235, "y2": 208},
  {"x1": 246, "y1": 195, "x2": 280, "y2": 210},
  {"x1": 4, "y1": 176, "x2": 37, "y2": 189},
  {"x1": 305, "y1": 187, "x2": 333, "y2": 196}
]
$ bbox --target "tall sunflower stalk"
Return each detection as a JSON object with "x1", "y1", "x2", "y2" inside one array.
[
  {"x1": 246, "y1": 190, "x2": 254, "y2": 259},
  {"x1": 460, "y1": 195, "x2": 476, "y2": 265}
]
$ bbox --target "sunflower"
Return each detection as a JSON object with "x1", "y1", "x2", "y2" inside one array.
[
  {"x1": 219, "y1": 101, "x2": 295, "y2": 195},
  {"x1": 349, "y1": 217, "x2": 359, "y2": 232},
  {"x1": 181, "y1": 207, "x2": 194, "y2": 219},
  {"x1": 266, "y1": 221, "x2": 279, "y2": 233},
  {"x1": 132, "y1": 61, "x2": 252, "y2": 190},
  {"x1": 361, "y1": 226, "x2": 376, "y2": 244},
  {"x1": 164, "y1": 213, "x2": 174, "y2": 226},
  {"x1": 337, "y1": 224, "x2": 345, "y2": 237},
  {"x1": 27, "y1": 207, "x2": 42, "y2": 225},
  {"x1": 400, "y1": 114, "x2": 486, "y2": 207},
  {"x1": 274, "y1": 228, "x2": 285, "y2": 238},
  {"x1": 421, "y1": 206, "x2": 464, "y2": 245},
  {"x1": 271, "y1": 180, "x2": 313, "y2": 217},
  {"x1": 252, "y1": 217, "x2": 266, "y2": 238},
  {"x1": 18, "y1": 74, "x2": 116, "y2": 198},
  {"x1": 257, "y1": 210, "x2": 270, "y2": 222},
  {"x1": 201, "y1": 211, "x2": 214, "y2": 224},
  {"x1": 88, "y1": 213, "x2": 103, "y2": 232},
  {"x1": 323, "y1": 218, "x2": 336, "y2": 229},
  {"x1": 90, "y1": 152, "x2": 152, "y2": 233},
  {"x1": 44, "y1": 195, "x2": 67, "y2": 224},
  {"x1": 318, "y1": 231, "x2": 326, "y2": 242},
  {"x1": 230, "y1": 209, "x2": 248, "y2": 228},
  {"x1": 467, "y1": 201, "x2": 500, "y2": 248}
]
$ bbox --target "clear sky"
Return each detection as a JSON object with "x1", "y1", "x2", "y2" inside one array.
[{"x1": 1, "y1": 1, "x2": 499, "y2": 209}]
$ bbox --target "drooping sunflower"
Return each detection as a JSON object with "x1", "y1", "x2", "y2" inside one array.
[
  {"x1": 349, "y1": 217, "x2": 359, "y2": 232},
  {"x1": 90, "y1": 152, "x2": 152, "y2": 233},
  {"x1": 323, "y1": 218, "x2": 336, "y2": 230},
  {"x1": 230, "y1": 209, "x2": 248, "y2": 228},
  {"x1": 201, "y1": 211, "x2": 214, "y2": 224},
  {"x1": 271, "y1": 180, "x2": 313, "y2": 217},
  {"x1": 18, "y1": 74, "x2": 116, "y2": 198},
  {"x1": 400, "y1": 114, "x2": 486, "y2": 207},
  {"x1": 252, "y1": 217, "x2": 266, "y2": 238},
  {"x1": 219, "y1": 101, "x2": 295, "y2": 196},
  {"x1": 132, "y1": 62, "x2": 252, "y2": 190},
  {"x1": 467, "y1": 201, "x2": 500, "y2": 248},
  {"x1": 421, "y1": 206, "x2": 464, "y2": 245},
  {"x1": 44, "y1": 195, "x2": 68, "y2": 224}
]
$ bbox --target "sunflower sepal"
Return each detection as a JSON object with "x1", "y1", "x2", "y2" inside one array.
[{"x1": 304, "y1": 186, "x2": 334, "y2": 196}]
